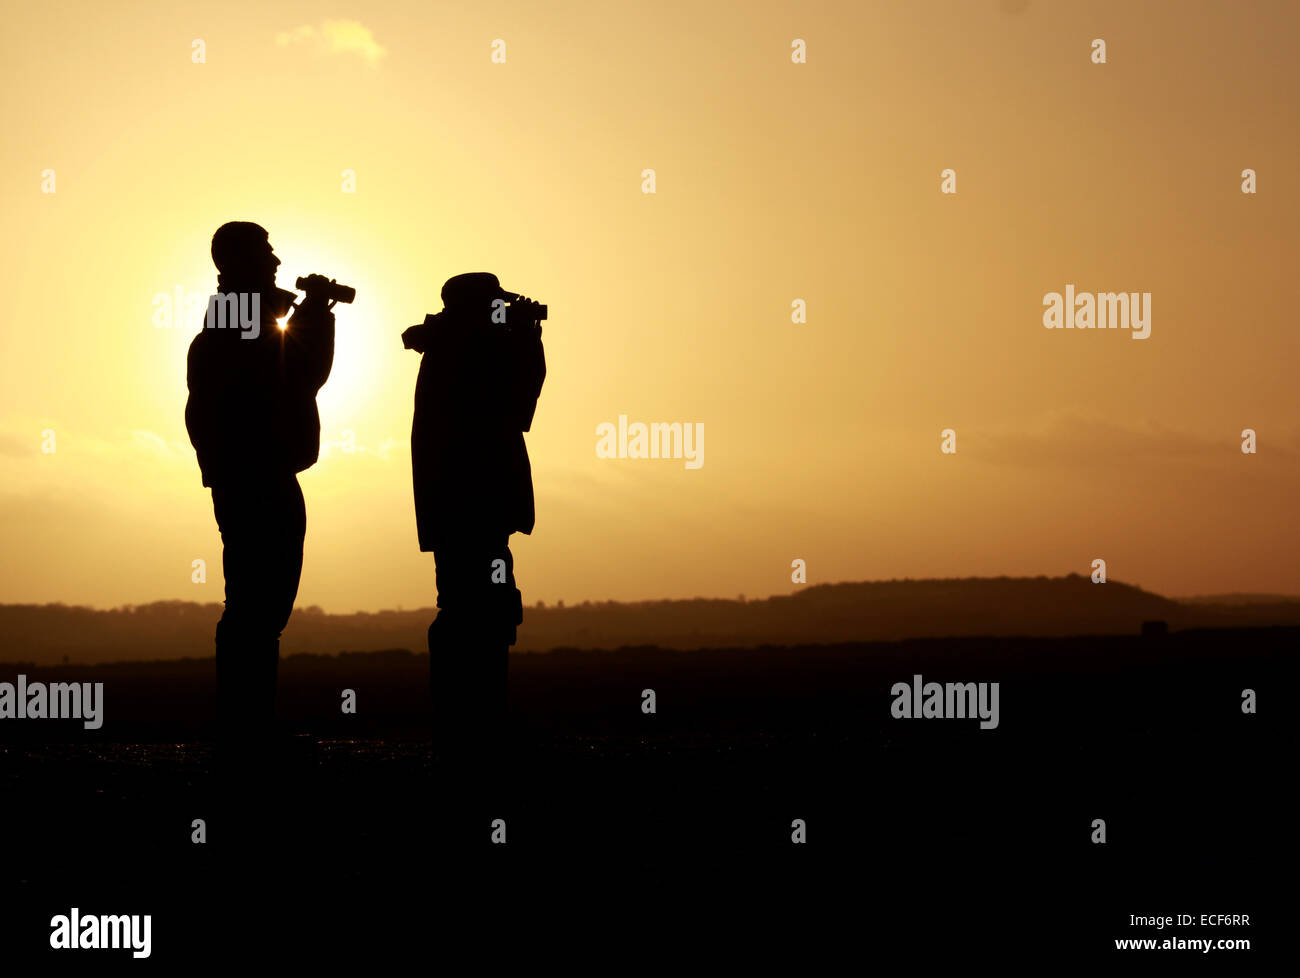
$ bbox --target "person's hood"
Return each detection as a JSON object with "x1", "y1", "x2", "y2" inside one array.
[
  {"x1": 401, "y1": 311, "x2": 445, "y2": 353},
  {"x1": 213, "y1": 275, "x2": 296, "y2": 321},
  {"x1": 402, "y1": 310, "x2": 486, "y2": 353}
]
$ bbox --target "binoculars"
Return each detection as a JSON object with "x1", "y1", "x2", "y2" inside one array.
[
  {"x1": 296, "y1": 275, "x2": 356, "y2": 305},
  {"x1": 505, "y1": 296, "x2": 547, "y2": 322}
]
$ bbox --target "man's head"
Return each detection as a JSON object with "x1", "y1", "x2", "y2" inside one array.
[
  {"x1": 441, "y1": 272, "x2": 517, "y2": 320},
  {"x1": 211, "y1": 222, "x2": 280, "y2": 286}
]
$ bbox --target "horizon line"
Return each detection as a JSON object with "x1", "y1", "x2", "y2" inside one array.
[{"x1": 4, "y1": 575, "x2": 1300, "y2": 617}]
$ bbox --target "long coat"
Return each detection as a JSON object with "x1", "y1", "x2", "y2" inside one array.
[{"x1": 407, "y1": 311, "x2": 545, "y2": 550}]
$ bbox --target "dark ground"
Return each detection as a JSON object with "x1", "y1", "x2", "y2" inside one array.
[{"x1": 0, "y1": 627, "x2": 1288, "y2": 967}]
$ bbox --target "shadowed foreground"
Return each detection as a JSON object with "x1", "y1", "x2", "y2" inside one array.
[{"x1": 0, "y1": 627, "x2": 1286, "y2": 964}]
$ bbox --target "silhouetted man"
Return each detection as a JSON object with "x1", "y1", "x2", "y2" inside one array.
[
  {"x1": 185, "y1": 222, "x2": 335, "y2": 757},
  {"x1": 403, "y1": 273, "x2": 545, "y2": 757}
]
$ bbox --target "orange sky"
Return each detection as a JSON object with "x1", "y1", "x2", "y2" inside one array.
[{"x1": 2, "y1": 0, "x2": 1297, "y2": 612}]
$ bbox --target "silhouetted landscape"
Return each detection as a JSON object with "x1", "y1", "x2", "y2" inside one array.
[
  {"x1": 4, "y1": 575, "x2": 1299, "y2": 666},
  {"x1": 1, "y1": 602, "x2": 1285, "y2": 960}
]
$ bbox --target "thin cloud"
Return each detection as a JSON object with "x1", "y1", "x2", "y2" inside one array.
[
  {"x1": 275, "y1": 20, "x2": 388, "y2": 67},
  {"x1": 130, "y1": 429, "x2": 191, "y2": 460},
  {"x1": 974, "y1": 412, "x2": 1299, "y2": 469}
]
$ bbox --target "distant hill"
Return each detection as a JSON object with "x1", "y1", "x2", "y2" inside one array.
[
  {"x1": 2, "y1": 575, "x2": 1299, "y2": 666},
  {"x1": 1176, "y1": 593, "x2": 1300, "y2": 606}
]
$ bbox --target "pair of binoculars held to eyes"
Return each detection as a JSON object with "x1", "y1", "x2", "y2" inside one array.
[{"x1": 296, "y1": 275, "x2": 356, "y2": 305}]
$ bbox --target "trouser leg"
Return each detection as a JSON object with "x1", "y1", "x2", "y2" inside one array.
[
  {"x1": 428, "y1": 535, "x2": 521, "y2": 754},
  {"x1": 212, "y1": 475, "x2": 305, "y2": 750},
  {"x1": 211, "y1": 476, "x2": 304, "y2": 863}
]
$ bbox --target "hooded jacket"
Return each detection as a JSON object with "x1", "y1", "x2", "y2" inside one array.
[
  {"x1": 185, "y1": 282, "x2": 335, "y2": 487},
  {"x1": 407, "y1": 310, "x2": 545, "y2": 550}
]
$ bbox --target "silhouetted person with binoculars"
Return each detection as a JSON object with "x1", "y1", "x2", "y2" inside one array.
[
  {"x1": 185, "y1": 221, "x2": 349, "y2": 768},
  {"x1": 403, "y1": 273, "x2": 546, "y2": 771}
]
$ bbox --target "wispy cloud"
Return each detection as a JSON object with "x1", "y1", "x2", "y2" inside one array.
[
  {"x1": 275, "y1": 20, "x2": 388, "y2": 67},
  {"x1": 974, "y1": 412, "x2": 1299, "y2": 469},
  {"x1": 130, "y1": 429, "x2": 191, "y2": 460}
]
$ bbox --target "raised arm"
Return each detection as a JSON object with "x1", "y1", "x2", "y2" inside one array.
[{"x1": 282, "y1": 294, "x2": 336, "y2": 392}]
